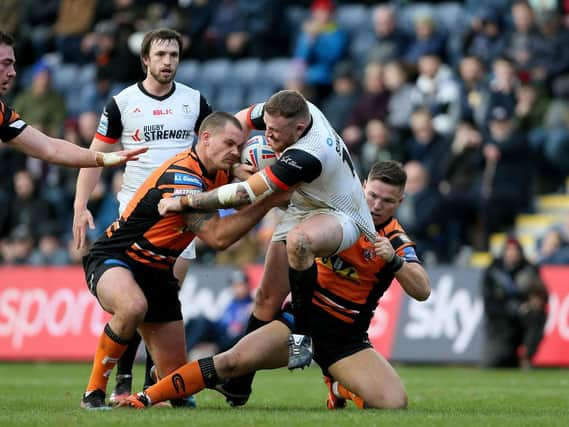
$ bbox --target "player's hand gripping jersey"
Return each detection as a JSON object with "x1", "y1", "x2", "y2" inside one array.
[
  {"x1": 89, "y1": 147, "x2": 229, "y2": 270},
  {"x1": 314, "y1": 217, "x2": 420, "y2": 330},
  {"x1": 245, "y1": 102, "x2": 376, "y2": 241}
]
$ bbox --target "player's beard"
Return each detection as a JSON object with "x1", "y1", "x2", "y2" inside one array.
[{"x1": 151, "y1": 68, "x2": 175, "y2": 85}]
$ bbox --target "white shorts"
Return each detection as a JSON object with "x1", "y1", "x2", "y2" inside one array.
[
  {"x1": 179, "y1": 240, "x2": 196, "y2": 260},
  {"x1": 271, "y1": 206, "x2": 361, "y2": 254}
]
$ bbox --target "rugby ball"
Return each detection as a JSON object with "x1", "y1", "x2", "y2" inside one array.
[{"x1": 241, "y1": 135, "x2": 277, "y2": 170}]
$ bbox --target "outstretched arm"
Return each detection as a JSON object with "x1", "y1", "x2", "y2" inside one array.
[{"x1": 8, "y1": 125, "x2": 147, "y2": 168}]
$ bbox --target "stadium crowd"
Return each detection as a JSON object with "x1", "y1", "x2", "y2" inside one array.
[{"x1": 1, "y1": 0, "x2": 569, "y2": 266}]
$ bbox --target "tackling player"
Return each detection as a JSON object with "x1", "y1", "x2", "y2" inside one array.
[
  {"x1": 0, "y1": 31, "x2": 146, "y2": 167},
  {"x1": 123, "y1": 160, "x2": 431, "y2": 410},
  {"x1": 72, "y1": 28, "x2": 214, "y2": 406},
  {"x1": 79, "y1": 112, "x2": 289, "y2": 409}
]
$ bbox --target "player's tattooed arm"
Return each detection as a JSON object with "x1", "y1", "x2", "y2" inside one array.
[{"x1": 184, "y1": 211, "x2": 216, "y2": 233}]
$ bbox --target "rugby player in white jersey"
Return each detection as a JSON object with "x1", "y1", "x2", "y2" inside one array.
[
  {"x1": 73, "y1": 28, "x2": 212, "y2": 408},
  {"x1": 159, "y1": 89, "x2": 376, "y2": 404}
]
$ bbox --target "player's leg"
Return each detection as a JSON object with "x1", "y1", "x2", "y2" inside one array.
[
  {"x1": 139, "y1": 321, "x2": 187, "y2": 380},
  {"x1": 109, "y1": 332, "x2": 142, "y2": 405},
  {"x1": 219, "y1": 239, "x2": 290, "y2": 403},
  {"x1": 327, "y1": 348, "x2": 408, "y2": 409},
  {"x1": 81, "y1": 266, "x2": 148, "y2": 409},
  {"x1": 122, "y1": 321, "x2": 290, "y2": 408}
]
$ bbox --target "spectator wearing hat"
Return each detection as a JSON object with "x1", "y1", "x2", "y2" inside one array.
[
  {"x1": 321, "y1": 61, "x2": 360, "y2": 133},
  {"x1": 481, "y1": 236, "x2": 548, "y2": 368},
  {"x1": 461, "y1": 7, "x2": 506, "y2": 68},
  {"x1": 290, "y1": 0, "x2": 349, "y2": 105},
  {"x1": 184, "y1": 270, "x2": 254, "y2": 357},
  {"x1": 0, "y1": 224, "x2": 35, "y2": 265},
  {"x1": 28, "y1": 221, "x2": 70, "y2": 265}
]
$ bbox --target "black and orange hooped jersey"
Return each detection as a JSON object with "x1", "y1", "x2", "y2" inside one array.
[
  {"x1": 89, "y1": 147, "x2": 229, "y2": 270},
  {"x1": 314, "y1": 217, "x2": 420, "y2": 331},
  {"x1": 0, "y1": 100, "x2": 27, "y2": 142}
]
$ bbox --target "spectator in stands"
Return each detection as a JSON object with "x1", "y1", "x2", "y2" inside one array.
[
  {"x1": 457, "y1": 55, "x2": 490, "y2": 128},
  {"x1": 477, "y1": 106, "x2": 532, "y2": 248},
  {"x1": 397, "y1": 161, "x2": 446, "y2": 263},
  {"x1": 363, "y1": 5, "x2": 410, "y2": 66},
  {"x1": 533, "y1": 10, "x2": 569, "y2": 87},
  {"x1": 0, "y1": 224, "x2": 35, "y2": 265},
  {"x1": 404, "y1": 11, "x2": 447, "y2": 65},
  {"x1": 200, "y1": 0, "x2": 249, "y2": 59},
  {"x1": 53, "y1": 0, "x2": 98, "y2": 63},
  {"x1": 485, "y1": 56, "x2": 519, "y2": 124},
  {"x1": 357, "y1": 119, "x2": 405, "y2": 179},
  {"x1": 537, "y1": 217, "x2": 569, "y2": 265},
  {"x1": 482, "y1": 236, "x2": 548, "y2": 368},
  {"x1": 410, "y1": 53, "x2": 461, "y2": 136},
  {"x1": 13, "y1": 59, "x2": 66, "y2": 137},
  {"x1": 405, "y1": 108, "x2": 451, "y2": 186},
  {"x1": 177, "y1": 0, "x2": 219, "y2": 60},
  {"x1": 321, "y1": 61, "x2": 360, "y2": 133},
  {"x1": 438, "y1": 120, "x2": 484, "y2": 254},
  {"x1": 460, "y1": 7, "x2": 506, "y2": 68},
  {"x1": 78, "y1": 65, "x2": 114, "y2": 116},
  {"x1": 290, "y1": 0, "x2": 349, "y2": 105},
  {"x1": 383, "y1": 60, "x2": 414, "y2": 136},
  {"x1": 28, "y1": 221, "x2": 70, "y2": 266},
  {"x1": 20, "y1": 0, "x2": 60, "y2": 61},
  {"x1": 1, "y1": 170, "x2": 58, "y2": 243},
  {"x1": 184, "y1": 269, "x2": 253, "y2": 356},
  {"x1": 342, "y1": 62, "x2": 389, "y2": 152},
  {"x1": 502, "y1": 1, "x2": 544, "y2": 83}
]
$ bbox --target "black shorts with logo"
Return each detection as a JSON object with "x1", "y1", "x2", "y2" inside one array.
[
  {"x1": 280, "y1": 303, "x2": 372, "y2": 374},
  {"x1": 83, "y1": 252, "x2": 182, "y2": 322}
]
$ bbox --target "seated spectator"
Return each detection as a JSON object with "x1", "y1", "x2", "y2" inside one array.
[
  {"x1": 397, "y1": 161, "x2": 446, "y2": 263},
  {"x1": 485, "y1": 56, "x2": 520, "y2": 126},
  {"x1": 0, "y1": 224, "x2": 35, "y2": 265},
  {"x1": 404, "y1": 11, "x2": 447, "y2": 65},
  {"x1": 383, "y1": 60, "x2": 415, "y2": 135},
  {"x1": 28, "y1": 221, "x2": 70, "y2": 266},
  {"x1": 460, "y1": 7, "x2": 506, "y2": 68},
  {"x1": 342, "y1": 62, "x2": 389, "y2": 152},
  {"x1": 410, "y1": 53, "x2": 461, "y2": 136},
  {"x1": 457, "y1": 55, "x2": 490, "y2": 128},
  {"x1": 481, "y1": 237, "x2": 548, "y2": 368},
  {"x1": 53, "y1": 0, "x2": 98, "y2": 63},
  {"x1": 290, "y1": 0, "x2": 349, "y2": 105},
  {"x1": 502, "y1": 1, "x2": 544, "y2": 83},
  {"x1": 357, "y1": 119, "x2": 405, "y2": 178},
  {"x1": 533, "y1": 10, "x2": 569, "y2": 87},
  {"x1": 321, "y1": 61, "x2": 360, "y2": 133},
  {"x1": 361, "y1": 5, "x2": 410, "y2": 66},
  {"x1": 537, "y1": 213, "x2": 569, "y2": 265},
  {"x1": 184, "y1": 269, "x2": 253, "y2": 357}
]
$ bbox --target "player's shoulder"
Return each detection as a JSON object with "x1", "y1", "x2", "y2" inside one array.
[{"x1": 174, "y1": 81, "x2": 201, "y2": 97}]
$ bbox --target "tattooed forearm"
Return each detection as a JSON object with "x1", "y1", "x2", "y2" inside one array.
[
  {"x1": 184, "y1": 211, "x2": 216, "y2": 233},
  {"x1": 189, "y1": 184, "x2": 253, "y2": 210}
]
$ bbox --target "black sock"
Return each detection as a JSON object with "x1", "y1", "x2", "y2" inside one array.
[
  {"x1": 288, "y1": 263, "x2": 317, "y2": 334},
  {"x1": 116, "y1": 331, "x2": 141, "y2": 376},
  {"x1": 143, "y1": 347, "x2": 155, "y2": 389},
  {"x1": 222, "y1": 314, "x2": 270, "y2": 393}
]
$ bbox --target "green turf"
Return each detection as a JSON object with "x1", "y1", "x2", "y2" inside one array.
[{"x1": 0, "y1": 363, "x2": 567, "y2": 426}]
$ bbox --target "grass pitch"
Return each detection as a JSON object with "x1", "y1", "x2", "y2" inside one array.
[{"x1": 0, "y1": 362, "x2": 567, "y2": 427}]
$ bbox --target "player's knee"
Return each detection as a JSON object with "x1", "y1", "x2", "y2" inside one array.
[
  {"x1": 118, "y1": 296, "x2": 148, "y2": 323},
  {"x1": 367, "y1": 388, "x2": 408, "y2": 410},
  {"x1": 286, "y1": 230, "x2": 313, "y2": 267}
]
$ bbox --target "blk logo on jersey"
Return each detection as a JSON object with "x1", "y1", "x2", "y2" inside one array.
[{"x1": 153, "y1": 108, "x2": 173, "y2": 116}]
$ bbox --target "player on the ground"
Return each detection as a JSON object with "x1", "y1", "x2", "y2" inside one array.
[
  {"x1": 0, "y1": 31, "x2": 146, "y2": 167},
  {"x1": 123, "y1": 160, "x2": 431, "y2": 410},
  {"x1": 159, "y1": 89, "x2": 376, "y2": 401},
  {"x1": 72, "y1": 28, "x2": 214, "y2": 406},
  {"x1": 79, "y1": 112, "x2": 288, "y2": 410}
]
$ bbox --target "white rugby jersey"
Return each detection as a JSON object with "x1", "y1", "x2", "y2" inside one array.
[
  {"x1": 95, "y1": 81, "x2": 210, "y2": 213},
  {"x1": 250, "y1": 102, "x2": 375, "y2": 241}
]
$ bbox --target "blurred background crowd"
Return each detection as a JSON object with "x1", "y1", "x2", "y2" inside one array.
[{"x1": 2, "y1": 0, "x2": 569, "y2": 269}]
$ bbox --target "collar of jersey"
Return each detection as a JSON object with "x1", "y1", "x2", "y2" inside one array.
[{"x1": 137, "y1": 81, "x2": 176, "y2": 101}]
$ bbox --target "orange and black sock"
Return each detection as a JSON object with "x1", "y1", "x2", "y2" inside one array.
[
  {"x1": 333, "y1": 382, "x2": 366, "y2": 409},
  {"x1": 145, "y1": 357, "x2": 218, "y2": 405},
  {"x1": 85, "y1": 323, "x2": 129, "y2": 394}
]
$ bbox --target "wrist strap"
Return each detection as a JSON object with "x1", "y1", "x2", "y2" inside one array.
[{"x1": 386, "y1": 254, "x2": 404, "y2": 273}]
